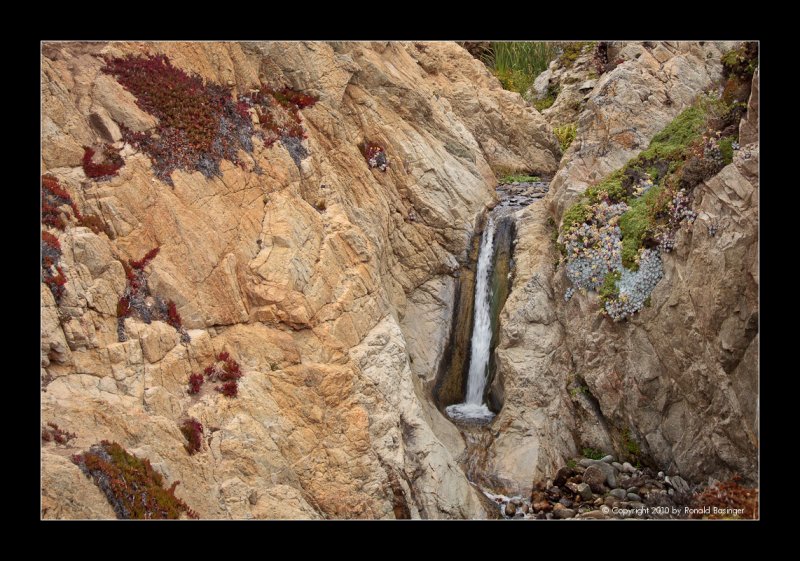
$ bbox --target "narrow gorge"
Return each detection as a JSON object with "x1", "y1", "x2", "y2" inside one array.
[{"x1": 41, "y1": 40, "x2": 759, "y2": 520}]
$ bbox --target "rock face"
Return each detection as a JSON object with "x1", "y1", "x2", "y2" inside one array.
[
  {"x1": 40, "y1": 41, "x2": 559, "y2": 519},
  {"x1": 489, "y1": 41, "x2": 758, "y2": 493}
]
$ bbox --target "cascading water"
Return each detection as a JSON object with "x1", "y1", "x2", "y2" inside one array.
[{"x1": 446, "y1": 218, "x2": 497, "y2": 423}]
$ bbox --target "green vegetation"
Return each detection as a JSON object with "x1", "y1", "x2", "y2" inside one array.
[
  {"x1": 638, "y1": 105, "x2": 707, "y2": 162},
  {"x1": 73, "y1": 440, "x2": 198, "y2": 519},
  {"x1": 486, "y1": 42, "x2": 559, "y2": 95},
  {"x1": 566, "y1": 459, "x2": 577, "y2": 469},
  {"x1": 619, "y1": 185, "x2": 663, "y2": 269},
  {"x1": 722, "y1": 43, "x2": 758, "y2": 80},
  {"x1": 533, "y1": 83, "x2": 560, "y2": 111},
  {"x1": 621, "y1": 428, "x2": 641, "y2": 462},
  {"x1": 718, "y1": 136, "x2": 735, "y2": 165},
  {"x1": 554, "y1": 122, "x2": 577, "y2": 152},
  {"x1": 500, "y1": 173, "x2": 541, "y2": 184},
  {"x1": 558, "y1": 42, "x2": 595, "y2": 68},
  {"x1": 599, "y1": 270, "x2": 621, "y2": 304},
  {"x1": 561, "y1": 202, "x2": 592, "y2": 232},
  {"x1": 582, "y1": 447, "x2": 605, "y2": 460}
]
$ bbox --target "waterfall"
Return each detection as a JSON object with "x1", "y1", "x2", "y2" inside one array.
[{"x1": 446, "y1": 219, "x2": 497, "y2": 422}]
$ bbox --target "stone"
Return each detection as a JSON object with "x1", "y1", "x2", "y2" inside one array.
[
  {"x1": 520, "y1": 503, "x2": 529, "y2": 514},
  {"x1": 553, "y1": 466, "x2": 574, "y2": 487},
  {"x1": 582, "y1": 466, "x2": 607, "y2": 494},
  {"x1": 577, "y1": 483, "x2": 593, "y2": 501},
  {"x1": 658, "y1": 472, "x2": 665, "y2": 479},
  {"x1": 580, "y1": 510, "x2": 608, "y2": 519},
  {"x1": 504, "y1": 502, "x2": 517, "y2": 517},
  {"x1": 600, "y1": 455, "x2": 615, "y2": 463},
  {"x1": 622, "y1": 462, "x2": 636, "y2": 474},
  {"x1": 612, "y1": 462, "x2": 624, "y2": 471},
  {"x1": 553, "y1": 507, "x2": 576, "y2": 519},
  {"x1": 533, "y1": 501, "x2": 552, "y2": 513},
  {"x1": 609, "y1": 488, "x2": 627, "y2": 500},
  {"x1": 559, "y1": 498, "x2": 573, "y2": 508},
  {"x1": 627, "y1": 487, "x2": 639, "y2": 494},
  {"x1": 627, "y1": 493, "x2": 642, "y2": 502}
]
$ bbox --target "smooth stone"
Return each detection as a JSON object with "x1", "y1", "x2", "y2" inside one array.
[
  {"x1": 579, "y1": 458, "x2": 595, "y2": 468},
  {"x1": 553, "y1": 466, "x2": 574, "y2": 487},
  {"x1": 582, "y1": 465, "x2": 607, "y2": 493},
  {"x1": 658, "y1": 471, "x2": 665, "y2": 478},
  {"x1": 581, "y1": 510, "x2": 608, "y2": 519},
  {"x1": 504, "y1": 502, "x2": 517, "y2": 517},
  {"x1": 553, "y1": 508, "x2": 577, "y2": 519},
  {"x1": 612, "y1": 462, "x2": 624, "y2": 471},
  {"x1": 577, "y1": 483, "x2": 593, "y2": 501},
  {"x1": 559, "y1": 498, "x2": 573, "y2": 508},
  {"x1": 627, "y1": 493, "x2": 642, "y2": 502},
  {"x1": 609, "y1": 488, "x2": 627, "y2": 500},
  {"x1": 600, "y1": 455, "x2": 615, "y2": 463},
  {"x1": 627, "y1": 487, "x2": 639, "y2": 494},
  {"x1": 622, "y1": 462, "x2": 636, "y2": 473}
]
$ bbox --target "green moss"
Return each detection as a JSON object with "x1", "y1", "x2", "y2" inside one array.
[
  {"x1": 722, "y1": 43, "x2": 758, "y2": 80},
  {"x1": 582, "y1": 447, "x2": 604, "y2": 460},
  {"x1": 500, "y1": 173, "x2": 541, "y2": 183},
  {"x1": 644, "y1": 295, "x2": 652, "y2": 307},
  {"x1": 584, "y1": 169, "x2": 626, "y2": 204},
  {"x1": 560, "y1": 202, "x2": 592, "y2": 235},
  {"x1": 533, "y1": 96, "x2": 556, "y2": 111},
  {"x1": 637, "y1": 106, "x2": 707, "y2": 163},
  {"x1": 619, "y1": 185, "x2": 663, "y2": 270},
  {"x1": 559, "y1": 42, "x2": 594, "y2": 68},
  {"x1": 718, "y1": 137, "x2": 734, "y2": 165},
  {"x1": 567, "y1": 459, "x2": 577, "y2": 469},
  {"x1": 599, "y1": 270, "x2": 621, "y2": 304},
  {"x1": 554, "y1": 122, "x2": 577, "y2": 152},
  {"x1": 621, "y1": 428, "x2": 641, "y2": 461}
]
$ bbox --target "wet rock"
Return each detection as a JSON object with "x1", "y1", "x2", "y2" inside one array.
[
  {"x1": 504, "y1": 502, "x2": 517, "y2": 517},
  {"x1": 520, "y1": 503, "x2": 529, "y2": 514}
]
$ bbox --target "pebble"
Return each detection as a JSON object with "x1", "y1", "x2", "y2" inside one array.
[
  {"x1": 600, "y1": 455, "x2": 615, "y2": 463},
  {"x1": 559, "y1": 498, "x2": 574, "y2": 508},
  {"x1": 577, "y1": 483, "x2": 593, "y2": 501},
  {"x1": 553, "y1": 508, "x2": 577, "y2": 519},
  {"x1": 582, "y1": 465, "x2": 607, "y2": 493},
  {"x1": 658, "y1": 471, "x2": 665, "y2": 478},
  {"x1": 627, "y1": 487, "x2": 639, "y2": 494},
  {"x1": 627, "y1": 493, "x2": 642, "y2": 502},
  {"x1": 612, "y1": 462, "x2": 624, "y2": 471},
  {"x1": 553, "y1": 466, "x2": 573, "y2": 487},
  {"x1": 609, "y1": 488, "x2": 627, "y2": 500},
  {"x1": 504, "y1": 502, "x2": 517, "y2": 517},
  {"x1": 520, "y1": 503, "x2": 529, "y2": 514},
  {"x1": 622, "y1": 462, "x2": 636, "y2": 473},
  {"x1": 581, "y1": 510, "x2": 608, "y2": 519}
]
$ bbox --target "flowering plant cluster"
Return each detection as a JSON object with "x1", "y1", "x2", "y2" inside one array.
[{"x1": 186, "y1": 351, "x2": 243, "y2": 398}]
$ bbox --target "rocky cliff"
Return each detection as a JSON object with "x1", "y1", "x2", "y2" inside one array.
[
  {"x1": 41, "y1": 41, "x2": 560, "y2": 519},
  {"x1": 489, "y1": 41, "x2": 758, "y2": 494}
]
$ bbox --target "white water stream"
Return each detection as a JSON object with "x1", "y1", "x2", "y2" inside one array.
[{"x1": 446, "y1": 218, "x2": 496, "y2": 423}]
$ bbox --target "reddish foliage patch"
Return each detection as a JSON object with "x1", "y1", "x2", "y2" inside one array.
[
  {"x1": 82, "y1": 145, "x2": 124, "y2": 179},
  {"x1": 41, "y1": 422, "x2": 77, "y2": 445},
  {"x1": 187, "y1": 352, "x2": 244, "y2": 398},
  {"x1": 187, "y1": 372, "x2": 205, "y2": 395},
  {"x1": 72, "y1": 440, "x2": 199, "y2": 519},
  {"x1": 116, "y1": 246, "x2": 189, "y2": 344},
  {"x1": 42, "y1": 175, "x2": 82, "y2": 230},
  {"x1": 42, "y1": 174, "x2": 108, "y2": 234},
  {"x1": 215, "y1": 380, "x2": 239, "y2": 398},
  {"x1": 179, "y1": 418, "x2": 204, "y2": 455},
  {"x1": 360, "y1": 140, "x2": 389, "y2": 171},
  {"x1": 41, "y1": 231, "x2": 67, "y2": 302},
  {"x1": 690, "y1": 475, "x2": 758, "y2": 519},
  {"x1": 102, "y1": 54, "x2": 318, "y2": 183}
]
